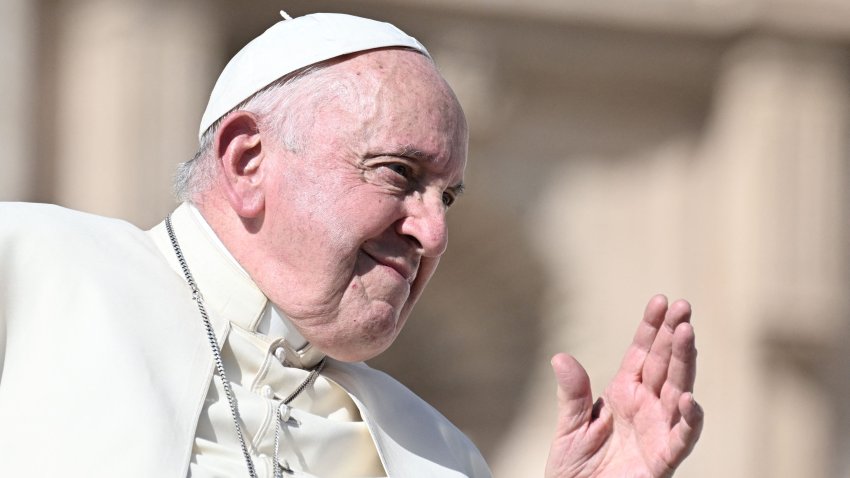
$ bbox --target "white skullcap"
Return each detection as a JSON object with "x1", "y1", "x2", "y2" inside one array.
[{"x1": 198, "y1": 12, "x2": 430, "y2": 139}]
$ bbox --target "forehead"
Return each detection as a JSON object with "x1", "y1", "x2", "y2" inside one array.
[{"x1": 327, "y1": 49, "x2": 468, "y2": 168}]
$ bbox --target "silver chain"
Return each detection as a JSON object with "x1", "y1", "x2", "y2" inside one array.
[
  {"x1": 274, "y1": 358, "x2": 325, "y2": 477},
  {"x1": 165, "y1": 214, "x2": 325, "y2": 478}
]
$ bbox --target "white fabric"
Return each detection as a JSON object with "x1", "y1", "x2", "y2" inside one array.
[
  {"x1": 186, "y1": 204, "x2": 309, "y2": 350},
  {"x1": 0, "y1": 202, "x2": 492, "y2": 477},
  {"x1": 190, "y1": 323, "x2": 385, "y2": 477},
  {"x1": 185, "y1": 206, "x2": 384, "y2": 476},
  {"x1": 199, "y1": 13, "x2": 429, "y2": 138}
]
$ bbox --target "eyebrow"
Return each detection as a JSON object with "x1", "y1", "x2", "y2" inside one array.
[
  {"x1": 395, "y1": 145, "x2": 432, "y2": 162},
  {"x1": 449, "y1": 182, "x2": 466, "y2": 196},
  {"x1": 392, "y1": 145, "x2": 466, "y2": 195}
]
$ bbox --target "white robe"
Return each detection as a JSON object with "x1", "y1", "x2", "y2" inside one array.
[{"x1": 0, "y1": 202, "x2": 491, "y2": 477}]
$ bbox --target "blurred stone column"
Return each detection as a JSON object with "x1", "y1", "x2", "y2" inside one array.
[
  {"x1": 51, "y1": 0, "x2": 220, "y2": 227},
  {"x1": 0, "y1": 0, "x2": 37, "y2": 201},
  {"x1": 492, "y1": 34, "x2": 850, "y2": 478},
  {"x1": 493, "y1": 115, "x2": 699, "y2": 477},
  {"x1": 691, "y1": 35, "x2": 850, "y2": 478}
]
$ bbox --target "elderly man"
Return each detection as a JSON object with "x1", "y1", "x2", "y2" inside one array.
[{"x1": 0, "y1": 12, "x2": 701, "y2": 478}]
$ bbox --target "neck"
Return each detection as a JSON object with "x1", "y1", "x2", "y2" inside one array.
[{"x1": 187, "y1": 200, "x2": 325, "y2": 367}]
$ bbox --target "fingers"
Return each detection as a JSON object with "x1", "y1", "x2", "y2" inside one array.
[
  {"x1": 660, "y1": 322, "x2": 697, "y2": 420},
  {"x1": 618, "y1": 295, "x2": 671, "y2": 380},
  {"x1": 670, "y1": 392, "x2": 705, "y2": 462},
  {"x1": 667, "y1": 322, "x2": 697, "y2": 392},
  {"x1": 641, "y1": 298, "x2": 692, "y2": 395},
  {"x1": 550, "y1": 353, "x2": 595, "y2": 437}
]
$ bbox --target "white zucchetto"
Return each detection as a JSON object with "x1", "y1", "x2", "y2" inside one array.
[{"x1": 198, "y1": 12, "x2": 430, "y2": 139}]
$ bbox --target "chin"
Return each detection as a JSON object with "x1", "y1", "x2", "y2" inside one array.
[
  {"x1": 321, "y1": 336, "x2": 395, "y2": 362},
  {"x1": 326, "y1": 303, "x2": 408, "y2": 362}
]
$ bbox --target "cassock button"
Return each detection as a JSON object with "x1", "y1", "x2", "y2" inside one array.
[
  {"x1": 278, "y1": 403, "x2": 292, "y2": 423},
  {"x1": 274, "y1": 346, "x2": 286, "y2": 363},
  {"x1": 261, "y1": 385, "x2": 274, "y2": 398}
]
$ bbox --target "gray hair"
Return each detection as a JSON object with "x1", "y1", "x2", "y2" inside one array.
[
  {"x1": 174, "y1": 63, "x2": 335, "y2": 202},
  {"x1": 174, "y1": 49, "x2": 435, "y2": 203}
]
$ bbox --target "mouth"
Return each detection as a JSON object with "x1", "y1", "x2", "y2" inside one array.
[{"x1": 362, "y1": 250, "x2": 416, "y2": 284}]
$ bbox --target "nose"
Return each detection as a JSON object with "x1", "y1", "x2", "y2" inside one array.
[{"x1": 396, "y1": 191, "x2": 449, "y2": 257}]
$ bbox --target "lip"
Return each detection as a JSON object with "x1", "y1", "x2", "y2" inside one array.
[{"x1": 363, "y1": 250, "x2": 416, "y2": 283}]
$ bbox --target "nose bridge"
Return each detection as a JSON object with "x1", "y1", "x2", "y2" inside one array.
[{"x1": 406, "y1": 191, "x2": 448, "y2": 256}]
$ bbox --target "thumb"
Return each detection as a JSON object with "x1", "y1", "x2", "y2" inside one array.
[{"x1": 551, "y1": 353, "x2": 595, "y2": 437}]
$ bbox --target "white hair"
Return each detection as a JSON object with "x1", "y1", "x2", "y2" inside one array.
[
  {"x1": 174, "y1": 63, "x2": 339, "y2": 202},
  {"x1": 174, "y1": 49, "x2": 434, "y2": 203}
]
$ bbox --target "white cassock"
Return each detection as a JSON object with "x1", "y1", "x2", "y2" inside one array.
[{"x1": 0, "y1": 202, "x2": 491, "y2": 478}]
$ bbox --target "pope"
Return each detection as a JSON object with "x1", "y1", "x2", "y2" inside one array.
[{"x1": 0, "y1": 12, "x2": 702, "y2": 477}]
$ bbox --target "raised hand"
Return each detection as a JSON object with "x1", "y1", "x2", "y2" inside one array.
[{"x1": 544, "y1": 295, "x2": 703, "y2": 478}]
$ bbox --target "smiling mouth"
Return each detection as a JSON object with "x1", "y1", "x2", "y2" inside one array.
[{"x1": 362, "y1": 250, "x2": 416, "y2": 283}]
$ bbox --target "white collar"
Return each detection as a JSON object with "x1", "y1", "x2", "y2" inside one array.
[{"x1": 186, "y1": 203, "x2": 313, "y2": 358}]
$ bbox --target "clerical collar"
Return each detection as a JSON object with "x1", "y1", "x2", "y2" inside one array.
[
  {"x1": 186, "y1": 203, "x2": 322, "y2": 367},
  {"x1": 259, "y1": 303, "x2": 326, "y2": 368}
]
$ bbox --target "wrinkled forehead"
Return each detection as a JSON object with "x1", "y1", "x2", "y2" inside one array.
[
  {"x1": 294, "y1": 48, "x2": 468, "y2": 177},
  {"x1": 199, "y1": 13, "x2": 430, "y2": 140},
  {"x1": 367, "y1": 51, "x2": 463, "y2": 128},
  {"x1": 355, "y1": 50, "x2": 469, "y2": 175},
  {"x1": 332, "y1": 49, "x2": 468, "y2": 137}
]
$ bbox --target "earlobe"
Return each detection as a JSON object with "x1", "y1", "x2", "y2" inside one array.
[{"x1": 214, "y1": 111, "x2": 267, "y2": 218}]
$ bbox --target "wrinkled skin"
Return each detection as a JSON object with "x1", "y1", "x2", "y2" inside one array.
[
  {"x1": 199, "y1": 49, "x2": 467, "y2": 362},
  {"x1": 199, "y1": 48, "x2": 702, "y2": 476},
  {"x1": 545, "y1": 295, "x2": 704, "y2": 477}
]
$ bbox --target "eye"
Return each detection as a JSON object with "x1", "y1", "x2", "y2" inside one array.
[
  {"x1": 442, "y1": 191, "x2": 456, "y2": 207},
  {"x1": 386, "y1": 163, "x2": 413, "y2": 178}
]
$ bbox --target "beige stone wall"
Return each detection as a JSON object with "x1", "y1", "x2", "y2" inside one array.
[
  {"x1": 7, "y1": 0, "x2": 220, "y2": 227},
  {"x1": 0, "y1": 0, "x2": 37, "y2": 201},
  {"x1": 5, "y1": 0, "x2": 850, "y2": 476}
]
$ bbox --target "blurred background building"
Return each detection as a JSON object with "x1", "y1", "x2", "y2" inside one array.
[{"x1": 3, "y1": 0, "x2": 850, "y2": 476}]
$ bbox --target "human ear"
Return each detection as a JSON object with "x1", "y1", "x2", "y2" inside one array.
[{"x1": 214, "y1": 111, "x2": 266, "y2": 218}]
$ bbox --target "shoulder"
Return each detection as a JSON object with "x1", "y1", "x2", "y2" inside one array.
[
  {"x1": 0, "y1": 202, "x2": 170, "y2": 294},
  {"x1": 0, "y1": 202, "x2": 191, "y2": 344},
  {"x1": 0, "y1": 202, "x2": 157, "y2": 258},
  {"x1": 325, "y1": 360, "x2": 492, "y2": 477},
  {"x1": 328, "y1": 360, "x2": 458, "y2": 428},
  {"x1": 0, "y1": 202, "x2": 145, "y2": 239},
  {"x1": 327, "y1": 360, "x2": 436, "y2": 412}
]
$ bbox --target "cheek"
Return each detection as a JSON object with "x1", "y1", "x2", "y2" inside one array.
[
  {"x1": 339, "y1": 198, "x2": 403, "y2": 244},
  {"x1": 283, "y1": 195, "x2": 355, "y2": 254},
  {"x1": 401, "y1": 256, "x2": 440, "y2": 318}
]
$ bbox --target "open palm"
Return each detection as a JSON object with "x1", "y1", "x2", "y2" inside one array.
[{"x1": 545, "y1": 295, "x2": 704, "y2": 478}]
